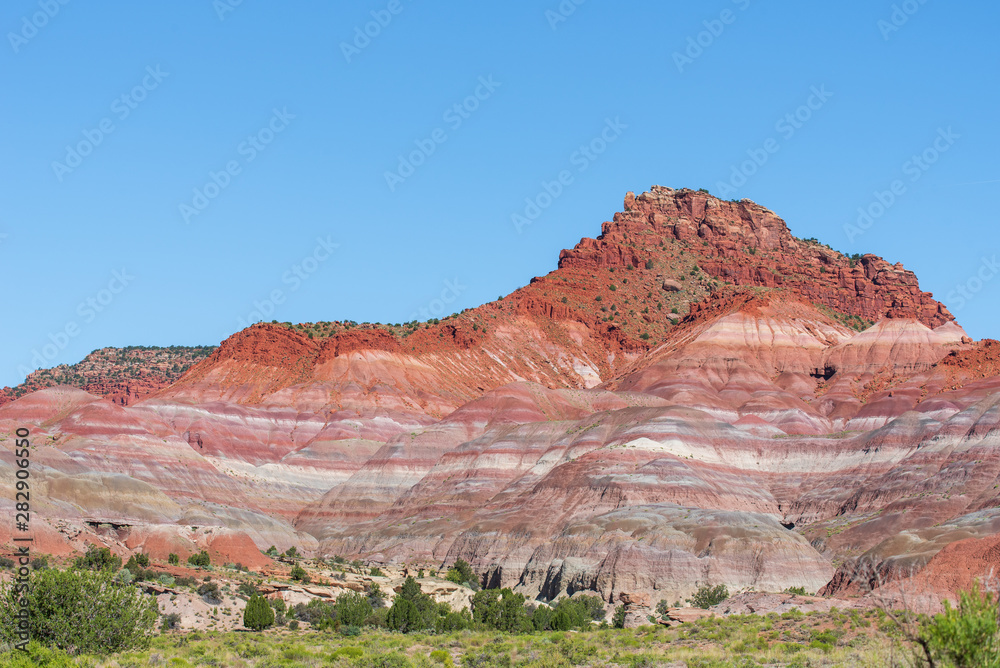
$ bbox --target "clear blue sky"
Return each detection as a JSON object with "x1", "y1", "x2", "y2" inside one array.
[{"x1": 2, "y1": 1, "x2": 998, "y2": 387}]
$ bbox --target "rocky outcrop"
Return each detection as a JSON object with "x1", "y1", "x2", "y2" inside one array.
[
  {"x1": 560, "y1": 187, "x2": 952, "y2": 327},
  {"x1": 0, "y1": 346, "x2": 214, "y2": 407}
]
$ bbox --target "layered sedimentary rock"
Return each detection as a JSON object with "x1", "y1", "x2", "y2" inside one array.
[{"x1": 1, "y1": 187, "x2": 995, "y2": 606}]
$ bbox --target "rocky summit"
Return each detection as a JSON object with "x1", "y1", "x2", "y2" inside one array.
[{"x1": 3, "y1": 186, "x2": 997, "y2": 614}]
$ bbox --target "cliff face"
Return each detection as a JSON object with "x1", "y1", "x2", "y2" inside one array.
[
  {"x1": 560, "y1": 187, "x2": 952, "y2": 327},
  {"x1": 1, "y1": 186, "x2": 993, "y2": 609}
]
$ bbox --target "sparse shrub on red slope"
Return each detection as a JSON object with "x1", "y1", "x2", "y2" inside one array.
[{"x1": 0, "y1": 345, "x2": 214, "y2": 406}]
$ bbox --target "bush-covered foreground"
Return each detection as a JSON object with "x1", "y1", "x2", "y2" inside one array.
[{"x1": 0, "y1": 609, "x2": 917, "y2": 668}]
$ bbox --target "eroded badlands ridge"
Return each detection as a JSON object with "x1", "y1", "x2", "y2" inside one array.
[{"x1": 2, "y1": 187, "x2": 995, "y2": 610}]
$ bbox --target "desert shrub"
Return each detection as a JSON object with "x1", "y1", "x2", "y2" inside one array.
[
  {"x1": 387, "y1": 577, "x2": 442, "y2": 632},
  {"x1": 290, "y1": 563, "x2": 310, "y2": 583},
  {"x1": 387, "y1": 598, "x2": 422, "y2": 633},
  {"x1": 197, "y1": 581, "x2": 222, "y2": 604},
  {"x1": 0, "y1": 567, "x2": 157, "y2": 653},
  {"x1": 331, "y1": 646, "x2": 364, "y2": 659},
  {"x1": 158, "y1": 574, "x2": 175, "y2": 587},
  {"x1": 74, "y1": 545, "x2": 121, "y2": 572},
  {"x1": 336, "y1": 591, "x2": 373, "y2": 627},
  {"x1": 612, "y1": 605, "x2": 627, "y2": 629},
  {"x1": 688, "y1": 584, "x2": 729, "y2": 609},
  {"x1": 243, "y1": 594, "x2": 275, "y2": 631},
  {"x1": 187, "y1": 550, "x2": 210, "y2": 568},
  {"x1": 370, "y1": 566, "x2": 386, "y2": 577},
  {"x1": 430, "y1": 649, "x2": 453, "y2": 666},
  {"x1": 357, "y1": 652, "x2": 413, "y2": 668},
  {"x1": 0, "y1": 557, "x2": 14, "y2": 569},
  {"x1": 293, "y1": 599, "x2": 336, "y2": 629},
  {"x1": 461, "y1": 650, "x2": 512, "y2": 668},
  {"x1": 161, "y1": 612, "x2": 181, "y2": 631},
  {"x1": 340, "y1": 624, "x2": 362, "y2": 636},
  {"x1": 922, "y1": 582, "x2": 1000, "y2": 668},
  {"x1": 445, "y1": 559, "x2": 477, "y2": 587},
  {"x1": 0, "y1": 641, "x2": 76, "y2": 667},
  {"x1": 238, "y1": 580, "x2": 259, "y2": 597},
  {"x1": 174, "y1": 575, "x2": 197, "y2": 588},
  {"x1": 437, "y1": 609, "x2": 473, "y2": 632},
  {"x1": 471, "y1": 588, "x2": 533, "y2": 633},
  {"x1": 31, "y1": 556, "x2": 49, "y2": 571},
  {"x1": 167, "y1": 552, "x2": 179, "y2": 565},
  {"x1": 785, "y1": 586, "x2": 808, "y2": 596}
]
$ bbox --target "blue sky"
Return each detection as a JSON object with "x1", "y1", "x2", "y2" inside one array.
[{"x1": 2, "y1": 0, "x2": 998, "y2": 387}]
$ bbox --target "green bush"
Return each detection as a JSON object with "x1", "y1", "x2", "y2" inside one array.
[
  {"x1": 533, "y1": 595, "x2": 605, "y2": 631},
  {"x1": 0, "y1": 567, "x2": 157, "y2": 653},
  {"x1": 74, "y1": 545, "x2": 121, "y2": 572},
  {"x1": 445, "y1": 559, "x2": 477, "y2": 587},
  {"x1": 187, "y1": 550, "x2": 210, "y2": 568},
  {"x1": 612, "y1": 605, "x2": 627, "y2": 629},
  {"x1": 161, "y1": 612, "x2": 181, "y2": 631},
  {"x1": 336, "y1": 591, "x2": 373, "y2": 627},
  {"x1": 0, "y1": 641, "x2": 76, "y2": 667},
  {"x1": 387, "y1": 597, "x2": 422, "y2": 633},
  {"x1": 292, "y1": 599, "x2": 336, "y2": 629},
  {"x1": 331, "y1": 646, "x2": 364, "y2": 659},
  {"x1": 243, "y1": 594, "x2": 275, "y2": 631},
  {"x1": 290, "y1": 563, "x2": 310, "y2": 583},
  {"x1": 430, "y1": 649, "x2": 453, "y2": 666},
  {"x1": 197, "y1": 581, "x2": 222, "y2": 604},
  {"x1": 470, "y1": 588, "x2": 533, "y2": 633},
  {"x1": 370, "y1": 566, "x2": 386, "y2": 577},
  {"x1": 923, "y1": 582, "x2": 1000, "y2": 667},
  {"x1": 168, "y1": 552, "x2": 179, "y2": 565},
  {"x1": 688, "y1": 584, "x2": 729, "y2": 609}
]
